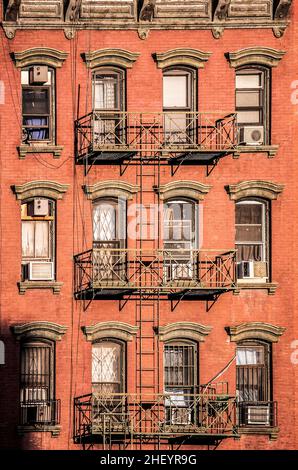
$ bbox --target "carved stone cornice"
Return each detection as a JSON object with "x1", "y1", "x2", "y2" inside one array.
[
  {"x1": 12, "y1": 48, "x2": 68, "y2": 68},
  {"x1": 274, "y1": 0, "x2": 292, "y2": 20},
  {"x1": 12, "y1": 181, "x2": 69, "y2": 200},
  {"x1": 225, "y1": 180, "x2": 284, "y2": 201},
  {"x1": 225, "y1": 322, "x2": 286, "y2": 343},
  {"x1": 83, "y1": 181, "x2": 139, "y2": 200},
  {"x1": 157, "y1": 322, "x2": 212, "y2": 342},
  {"x1": 65, "y1": 0, "x2": 81, "y2": 22},
  {"x1": 153, "y1": 48, "x2": 212, "y2": 69},
  {"x1": 226, "y1": 47, "x2": 286, "y2": 68},
  {"x1": 83, "y1": 322, "x2": 139, "y2": 342},
  {"x1": 213, "y1": 0, "x2": 231, "y2": 21},
  {"x1": 155, "y1": 181, "x2": 211, "y2": 201},
  {"x1": 82, "y1": 49, "x2": 140, "y2": 69},
  {"x1": 12, "y1": 322, "x2": 67, "y2": 342}
]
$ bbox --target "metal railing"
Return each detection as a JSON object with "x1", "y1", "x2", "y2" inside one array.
[
  {"x1": 75, "y1": 111, "x2": 238, "y2": 160},
  {"x1": 237, "y1": 401, "x2": 277, "y2": 427},
  {"x1": 74, "y1": 386, "x2": 237, "y2": 442},
  {"x1": 74, "y1": 248, "x2": 237, "y2": 295},
  {"x1": 20, "y1": 399, "x2": 61, "y2": 426}
]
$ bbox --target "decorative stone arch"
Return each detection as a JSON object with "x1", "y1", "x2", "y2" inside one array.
[
  {"x1": 153, "y1": 48, "x2": 212, "y2": 69},
  {"x1": 11, "y1": 322, "x2": 67, "y2": 342},
  {"x1": 225, "y1": 47, "x2": 286, "y2": 68},
  {"x1": 155, "y1": 181, "x2": 211, "y2": 202},
  {"x1": 82, "y1": 322, "x2": 139, "y2": 343},
  {"x1": 83, "y1": 181, "x2": 139, "y2": 201},
  {"x1": 225, "y1": 322, "x2": 286, "y2": 343},
  {"x1": 12, "y1": 48, "x2": 68, "y2": 68},
  {"x1": 157, "y1": 322, "x2": 212, "y2": 343},
  {"x1": 82, "y1": 49, "x2": 140, "y2": 69},
  {"x1": 225, "y1": 180, "x2": 284, "y2": 201},
  {"x1": 12, "y1": 181, "x2": 69, "y2": 200}
]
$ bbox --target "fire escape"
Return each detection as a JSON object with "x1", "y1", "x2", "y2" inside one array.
[{"x1": 73, "y1": 109, "x2": 239, "y2": 448}]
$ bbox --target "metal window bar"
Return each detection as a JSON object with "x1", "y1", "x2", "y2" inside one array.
[
  {"x1": 237, "y1": 401, "x2": 277, "y2": 427},
  {"x1": 20, "y1": 399, "x2": 60, "y2": 426}
]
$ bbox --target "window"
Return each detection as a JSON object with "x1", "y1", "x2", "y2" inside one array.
[
  {"x1": 163, "y1": 199, "x2": 198, "y2": 281},
  {"x1": 162, "y1": 68, "x2": 195, "y2": 144},
  {"x1": 236, "y1": 67, "x2": 269, "y2": 145},
  {"x1": 236, "y1": 341, "x2": 272, "y2": 426},
  {"x1": 164, "y1": 341, "x2": 198, "y2": 424},
  {"x1": 92, "y1": 68, "x2": 125, "y2": 145},
  {"x1": 20, "y1": 340, "x2": 56, "y2": 425},
  {"x1": 21, "y1": 67, "x2": 55, "y2": 143},
  {"x1": 92, "y1": 340, "x2": 125, "y2": 394},
  {"x1": 21, "y1": 198, "x2": 55, "y2": 281},
  {"x1": 236, "y1": 199, "x2": 269, "y2": 282}
]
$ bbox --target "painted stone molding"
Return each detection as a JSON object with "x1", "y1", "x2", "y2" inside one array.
[
  {"x1": 83, "y1": 181, "x2": 139, "y2": 200},
  {"x1": 225, "y1": 180, "x2": 284, "y2": 201},
  {"x1": 82, "y1": 49, "x2": 140, "y2": 69},
  {"x1": 157, "y1": 322, "x2": 212, "y2": 342},
  {"x1": 214, "y1": 0, "x2": 231, "y2": 21},
  {"x1": 12, "y1": 181, "x2": 69, "y2": 200},
  {"x1": 18, "y1": 145, "x2": 64, "y2": 160},
  {"x1": 83, "y1": 322, "x2": 139, "y2": 342},
  {"x1": 226, "y1": 47, "x2": 286, "y2": 68},
  {"x1": 18, "y1": 281, "x2": 63, "y2": 295},
  {"x1": 155, "y1": 181, "x2": 211, "y2": 201},
  {"x1": 12, "y1": 48, "x2": 68, "y2": 68},
  {"x1": 12, "y1": 321, "x2": 67, "y2": 342},
  {"x1": 153, "y1": 48, "x2": 212, "y2": 69},
  {"x1": 225, "y1": 322, "x2": 286, "y2": 343},
  {"x1": 274, "y1": 0, "x2": 292, "y2": 20},
  {"x1": 139, "y1": 0, "x2": 156, "y2": 21}
]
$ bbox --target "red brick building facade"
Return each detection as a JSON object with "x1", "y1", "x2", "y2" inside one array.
[{"x1": 0, "y1": 0, "x2": 297, "y2": 450}]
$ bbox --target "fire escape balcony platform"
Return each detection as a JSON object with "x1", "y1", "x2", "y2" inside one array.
[
  {"x1": 169, "y1": 150, "x2": 231, "y2": 165},
  {"x1": 77, "y1": 149, "x2": 137, "y2": 165}
]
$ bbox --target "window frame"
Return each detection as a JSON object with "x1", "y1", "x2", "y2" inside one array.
[
  {"x1": 91, "y1": 338, "x2": 126, "y2": 395},
  {"x1": 162, "y1": 67, "x2": 196, "y2": 113},
  {"x1": 92, "y1": 67, "x2": 125, "y2": 112},
  {"x1": 235, "y1": 66, "x2": 270, "y2": 144},
  {"x1": 21, "y1": 197, "x2": 56, "y2": 280},
  {"x1": 21, "y1": 66, "x2": 56, "y2": 144},
  {"x1": 164, "y1": 340, "x2": 198, "y2": 394},
  {"x1": 163, "y1": 198, "x2": 198, "y2": 250},
  {"x1": 235, "y1": 197, "x2": 271, "y2": 282},
  {"x1": 92, "y1": 197, "x2": 127, "y2": 249}
]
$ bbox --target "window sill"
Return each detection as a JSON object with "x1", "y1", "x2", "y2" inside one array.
[
  {"x1": 233, "y1": 145, "x2": 279, "y2": 159},
  {"x1": 18, "y1": 281, "x2": 63, "y2": 295},
  {"x1": 233, "y1": 282, "x2": 278, "y2": 295},
  {"x1": 18, "y1": 144, "x2": 64, "y2": 159},
  {"x1": 235, "y1": 426, "x2": 279, "y2": 441},
  {"x1": 17, "y1": 424, "x2": 61, "y2": 437}
]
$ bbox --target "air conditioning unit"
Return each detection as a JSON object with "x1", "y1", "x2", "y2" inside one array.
[
  {"x1": 28, "y1": 261, "x2": 54, "y2": 281},
  {"x1": 29, "y1": 65, "x2": 48, "y2": 85},
  {"x1": 27, "y1": 198, "x2": 49, "y2": 216},
  {"x1": 247, "y1": 405, "x2": 270, "y2": 425},
  {"x1": 239, "y1": 126, "x2": 264, "y2": 145},
  {"x1": 237, "y1": 261, "x2": 254, "y2": 279}
]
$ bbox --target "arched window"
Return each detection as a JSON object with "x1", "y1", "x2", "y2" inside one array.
[
  {"x1": 236, "y1": 66, "x2": 270, "y2": 145},
  {"x1": 236, "y1": 340, "x2": 272, "y2": 426},
  {"x1": 20, "y1": 339, "x2": 56, "y2": 425},
  {"x1": 162, "y1": 67, "x2": 196, "y2": 144},
  {"x1": 21, "y1": 198, "x2": 55, "y2": 281},
  {"x1": 93, "y1": 197, "x2": 126, "y2": 248},
  {"x1": 235, "y1": 198, "x2": 269, "y2": 281},
  {"x1": 92, "y1": 67, "x2": 125, "y2": 146},
  {"x1": 92, "y1": 340, "x2": 125, "y2": 394},
  {"x1": 164, "y1": 340, "x2": 198, "y2": 424},
  {"x1": 21, "y1": 66, "x2": 55, "y2": 144},
  {"x1": 163, "y1": 198, "x2": 198, "y2": 281}
]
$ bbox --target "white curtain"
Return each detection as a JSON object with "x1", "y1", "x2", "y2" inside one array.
[
  {"x1": 236, "y1": 348, "x2": 260, "y2": 365},
  {"x1": 22, "y1": 221, "x2": 49, "y2": 258},
  {"x1": 92, "y1": 343, "x2": 120, "y2": 384}
]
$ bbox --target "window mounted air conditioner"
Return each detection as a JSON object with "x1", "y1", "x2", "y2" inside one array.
[
  {"x1": 29, "y1": 66, "x2": 48, "y2": 85},
  {"x1": 247, "y1": 405, "x2": 270, "y2": 426},
  {"x1": 239, "y1": 126, "x2": 264, "y2": 145},
  {"x1": 28, "y1": 261, "x2": 54, "y2": 281}
]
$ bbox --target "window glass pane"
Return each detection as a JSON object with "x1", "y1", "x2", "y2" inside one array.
[
  {"x1": 236, "y1": 74, "x2": 261, "y2": 89},
  {"x1": 22, "y1": 89, "x2": 50, "y2": 115},
  {"x1": 236, "y1": 244, "x2": 262, "y2": 262},
  {"x1": 34, "y1": 221, "x2": 50, "y2": 258},
  {"x1": 236, "y1": 226, "x2": 262, "y2": 242},
  {"x1": 20, "y1": 345, "x2": 51, "y2": 402},
  {"x1": 22, "y1": 221, "x2": 35, "y2": 257},
  {"x1": 163, "y1": 75, "x2": 188, "y2": 108},
  {"x1": 236, "y1": 90, "x2": 261, "y2": 107},
  {"x1": 236, "y1": 204, "x2": 263, "y2": 224},
  {"x1": 164, "y1": 201, "x2": 195, "y2": 243},
  {"x1": 236, "y1": 347, "x2": 264, "y2": 365},
  {"x1": 237, "y1": 110, "x2": 261, "y2": 124},
  {"x1": 92, "y1": 342, "x2": 120, "y2": 384},
  {"x1": 93, "y1": 202, "x2": 117, "y2": 241},
  {"x1": 94, "y1": 77, "x2": 117, "y2": 109}
]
